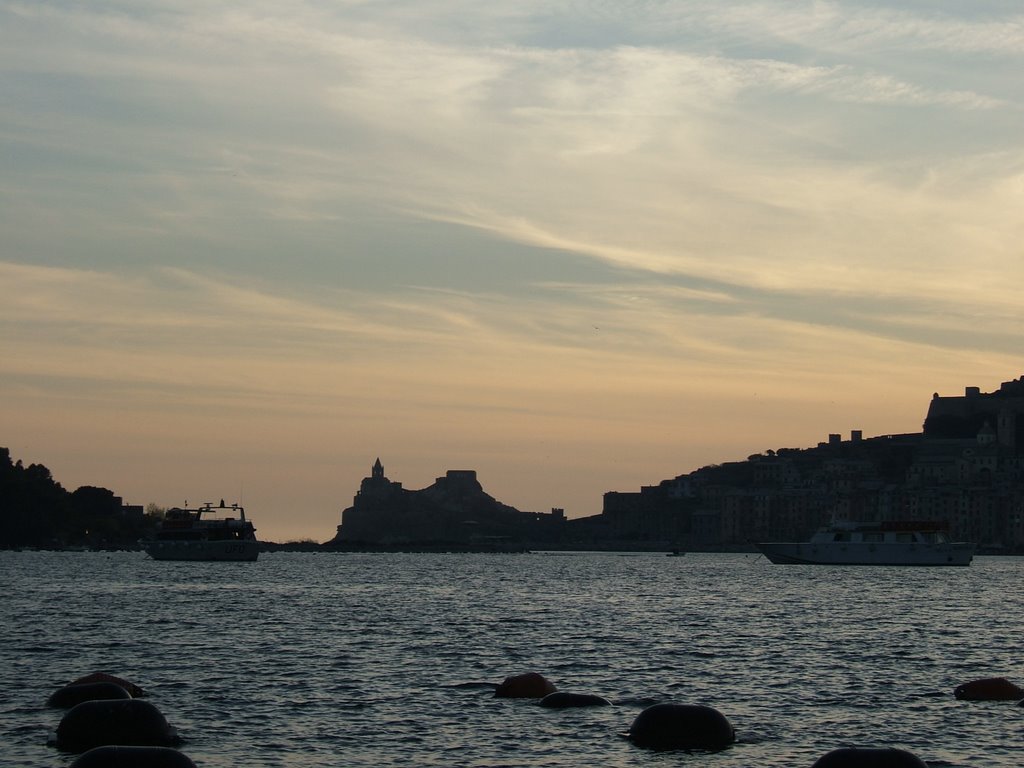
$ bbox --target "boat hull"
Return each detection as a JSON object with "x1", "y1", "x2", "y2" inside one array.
[
  {"x1": 756, "y1": 542, "x2": 974, "y2": 566},
  {"x1": 142, "y1": 540, "x2": 259, "y2": 562}
]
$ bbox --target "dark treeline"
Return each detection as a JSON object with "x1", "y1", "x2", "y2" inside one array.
[{"x1": 0, "y1": 447, "x2": 157, "y2": 549}]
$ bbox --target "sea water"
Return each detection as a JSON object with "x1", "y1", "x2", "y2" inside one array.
[{"x1": 1, "y1": 551, "x2": 1021, "y2": 767}]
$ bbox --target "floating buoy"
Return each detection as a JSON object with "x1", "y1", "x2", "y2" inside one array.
[
  {"x1": 539, "y1": 692, "x2": 611, "y2": 708},
  {"x1": 67, "y1": 672, "x2": 145, "y2": 698},
  {"x1": 953, "y1": 677, "x2": 1024, "y2": 701},
  {"x1": 48, "y1": 682, "x2": 132, "y2": 708},
  {"x1": 811, "y1": 747, "x2": 928, "y2": 767},
  {"x1": 627, "y1": 703, "x2": 735, "y2": 751},
  {"x1": 70, "y1": 745, "x2": 197, "y2": 768},
  {"x1": 494, "y1": 672, "x2": 557, "y2": 698},
  {"x1": 56, "y1": 699, "x2": 179, "y2": 753}
]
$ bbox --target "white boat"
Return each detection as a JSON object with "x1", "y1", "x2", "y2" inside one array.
[
  {"x1": 142, "y1": 500, "x2": 259, "y2": 561},
  {"x1": 756, "y1": 521, "x2": 975, "y2": 566}
]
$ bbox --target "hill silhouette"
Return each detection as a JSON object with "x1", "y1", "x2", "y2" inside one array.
[{"x1": 0, "y1": 448, "x2": 154, "y2": 549}]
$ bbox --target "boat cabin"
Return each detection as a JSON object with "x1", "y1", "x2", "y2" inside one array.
[{"x1": 823, "y1": 521, "x2": 952, "y2": 545}]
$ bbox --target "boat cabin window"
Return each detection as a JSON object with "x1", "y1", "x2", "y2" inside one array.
[
  {"x1": 863, "y1": 532, "x2": 884, "y2": 542},
  {"x1": 896, "y1": 533, "x2": 914, "y2": 543},
  {"x1": 833, "y1": 532, "x2": 851, "y2": 542}
]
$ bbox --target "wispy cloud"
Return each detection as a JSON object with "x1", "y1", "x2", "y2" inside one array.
[
  {"x1": 4, "y1": 2, "x2": 1017, "y2": 293},
  {"x1": 2, "y1": 1, "x2": 1022, "y2": 535},
  {"x1": 646, "y1": 1, "x2": 1024, "y2": 57},
  {"x1": 4, "y1": 256, "x2": 1021, "y2": 402}
]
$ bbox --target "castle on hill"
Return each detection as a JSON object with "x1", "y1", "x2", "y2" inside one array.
[
  {"x1": 327, "y1": 377, "x2": 1024, "y2": 553},
  {"x1": 328, "y1": 458, "x2": 565, "y2": 548},
  {"x1": 924, "y1": 376, "x2": 1024, "y2": 447}
]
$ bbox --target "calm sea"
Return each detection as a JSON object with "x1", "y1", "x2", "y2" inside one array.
[{"x1": 1, "y1": 551, "x2": 1021, "y2": 767}]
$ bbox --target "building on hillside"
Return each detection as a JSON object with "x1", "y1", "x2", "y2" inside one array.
[
  {"x1": 579, "y1": 379, "x2": 1024, "y2": 553},
  {"x1": 329, "y1": 459, "x2": 566, "y2": 548},
  {"x1": 925, "y1": 378, "x2": 1024, "y2": 447}
]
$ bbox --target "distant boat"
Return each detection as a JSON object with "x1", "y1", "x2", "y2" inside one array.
[
  {"x1": 756, "y1": 521, "x2": 975, "y2": 566},
  {"x1": 666, "y1": 549, "x2": 685, "y2": 557},
  {"x1": 141, "y1": 500, "x2": 259, "y2": 562}
]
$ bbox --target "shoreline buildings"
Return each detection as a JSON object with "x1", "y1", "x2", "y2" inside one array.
[{"x1": 331, "y1": 378, "x2": 1024, "y2": 552}]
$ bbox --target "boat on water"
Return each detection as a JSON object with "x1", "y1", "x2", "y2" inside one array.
[
  {"x1": 756, "y1": 521, "x2": 975, "y2": 566},
  {"x1": 142, "y1": 500, "x2": 259, "y2": 561}
]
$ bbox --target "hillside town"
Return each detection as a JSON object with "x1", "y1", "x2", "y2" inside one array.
[
  {"x1": 330, "y1": 377, "x2": 1024, "y2": 553},
  {"x1": 5, "y1": 377, "x2": 1024, "y2": 552}
]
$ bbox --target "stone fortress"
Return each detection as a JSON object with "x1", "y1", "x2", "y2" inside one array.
[
  {"x1": 923, "y1": 375, "x2": 1024, "y2": 447},
  {"x1": 329, "y1": 458, "x2": 564, "y2": 549},
  {"x1": 329, "y1": 377, "x2": 1024, "y2": 552}
]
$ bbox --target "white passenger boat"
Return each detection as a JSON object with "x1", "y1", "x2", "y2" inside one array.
[
  {"x1": 757, "y1": 521, "x2": 975, "y2": 566},
  {"x1": 142, "y1": 500, "x2": 259, "y2": 561}
]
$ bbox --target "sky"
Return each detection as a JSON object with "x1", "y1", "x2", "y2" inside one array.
[{"x1": 2, "y1": 1, "x2": 1022, "y2": 542}]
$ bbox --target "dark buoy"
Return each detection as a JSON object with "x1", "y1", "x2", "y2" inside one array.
[
  {"x1": 539, "y1": 692, "x2": 611, "y2": 708},
  {"x1": 71, "y1": 746, "x2": 197, "y2": 768},
  {"x1": 953, "y1": 677, "x2": 1024, "y2": 701},
  {"x1": 68, "y1": 672, "x2": 145, "y2": 698},
  {"x1": 627, "y1": 703, "x2": 735, "y2": 751},
  {"x1": 494, "y1": 672, "x2": 557, "y2": 698},
  {"x1": 811, "y1": 747, "x2": 928, "y2": 767},
  {"x1": 48, "y1": 682, "x2": 132, "y2": 708},
  {"x1": 56, "y1": 699, "x2": 179, "y2": 753}
]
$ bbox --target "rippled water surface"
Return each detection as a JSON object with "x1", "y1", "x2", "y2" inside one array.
[{"x1": 1, "y1": 551, "x2": 1022, "y2": 767}]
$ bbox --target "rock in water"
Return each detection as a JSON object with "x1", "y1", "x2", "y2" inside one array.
[
  {"x1": 494, "y1": 672, "x2": 557, "y2": 698},
  {"x1": 627, "y1": 703, "x2": 735, "y2": 751},
  {"x1": 953, "y1": 677, "x2": 1024, "y2": 701},
  {"x1": 71, "y1": 746, "x2": 197, "y2": 768},
  {"x1": 811, "y1": 747, "x2": 929, "y2": 767},
  {"x1": 67, "y1": 672, "x2": 145, "y2": 698},
  {"x1": 539, "y1": 692, "x2": 611, "y2": 708},
  {"x1": 56, "y1": 700, "x2": 179, "y2": 752},
  {"x1": 48, "y1": 682, "x2": 132, "y2": 709}
]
